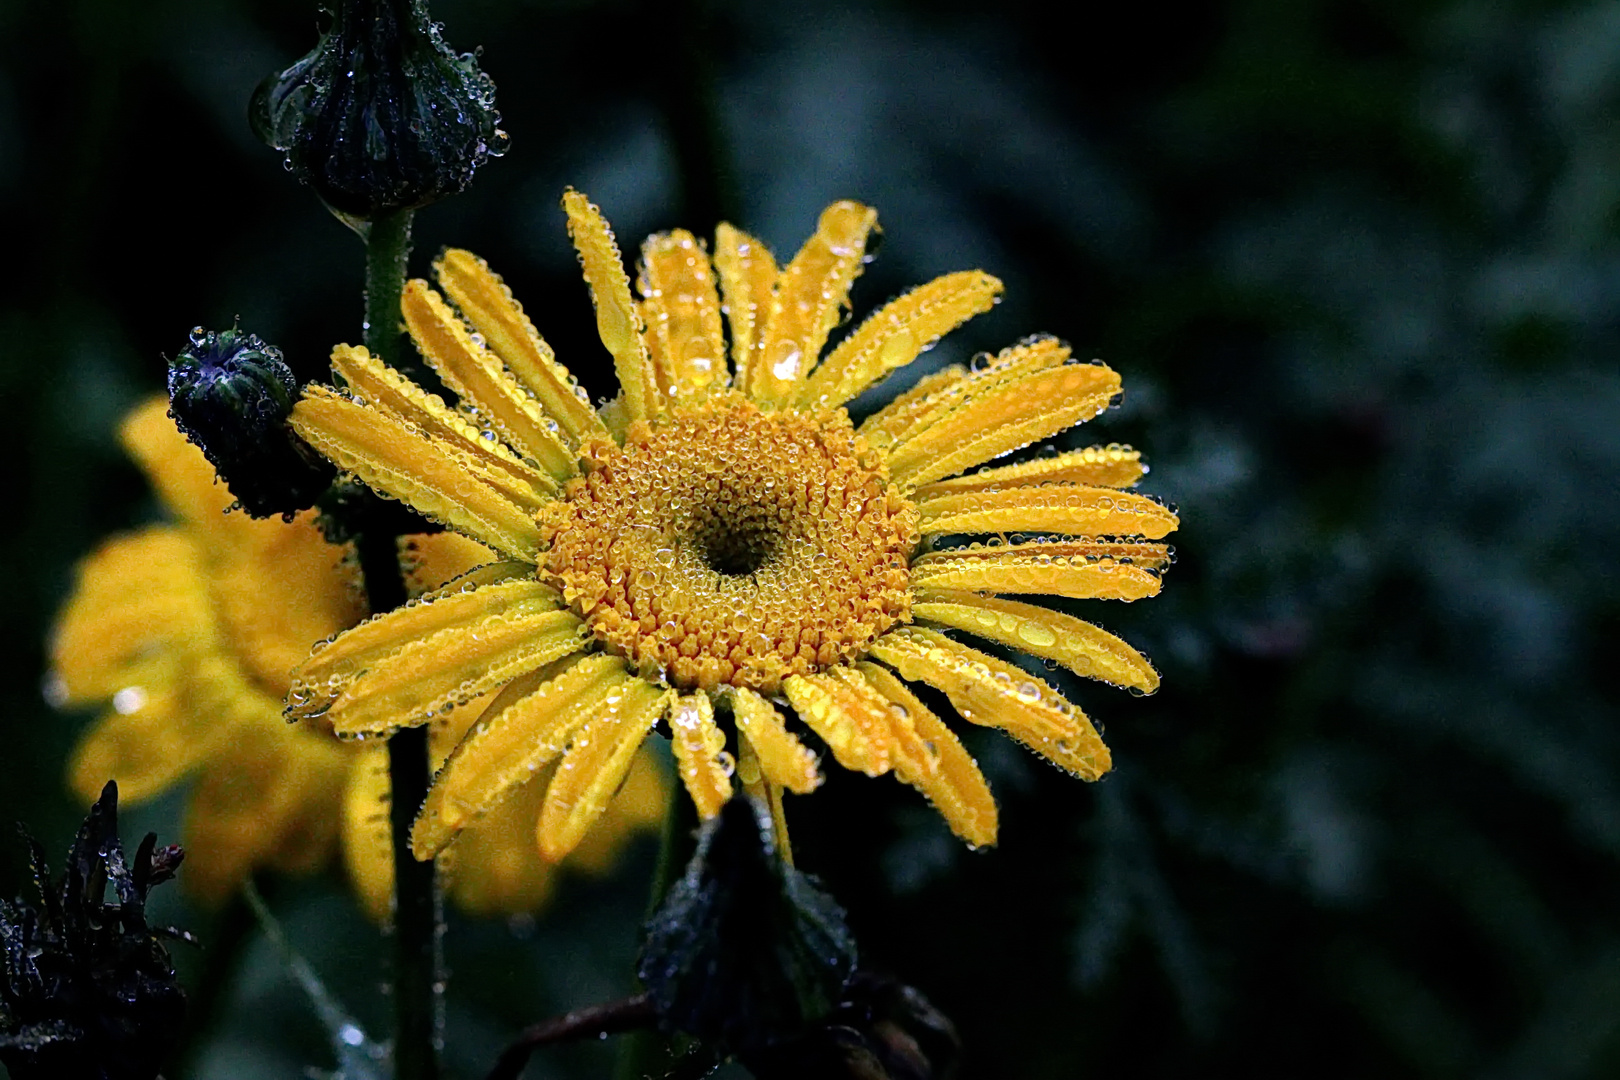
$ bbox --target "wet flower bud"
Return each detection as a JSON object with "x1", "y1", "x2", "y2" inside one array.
[
  {"x1": 0, "y1": 782, "x2": 188, "y2": 1080},
  {"x1": 167, "y1": 326, "x2": 336, "y2": 519},
  {"x1": 638, "y1": 798, "x2": 858, "y2": 1057},
  {"x1": 250, "y1": 0, "x2": 508, "y2": 221}
]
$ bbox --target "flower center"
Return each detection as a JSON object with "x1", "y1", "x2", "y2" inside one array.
[{"x1": 541, "y1": 397, "x2": 918, "y2": 693}]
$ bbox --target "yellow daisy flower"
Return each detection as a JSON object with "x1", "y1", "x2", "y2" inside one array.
[
  {"x1": 286, "y1": 190, "x2": 1177, "y2": 862},
  {"x1": 50, "y1": 397, "x2": 665, "y2": 912}
]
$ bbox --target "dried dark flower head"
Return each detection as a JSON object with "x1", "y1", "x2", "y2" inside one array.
[
  {"x1": 251, "y1": 0, "x2": 508, "y2": 221},
  {"x1": 0, "y1": 782, "x2": 188, "y2": 1080},
  {"x1": 167, "y1": 325, "x2": 336, "y2": 519}
]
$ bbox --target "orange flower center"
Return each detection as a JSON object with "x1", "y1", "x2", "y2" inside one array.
[{"x1": 540, "y1": 396, "x2": 918, "y2": 693}]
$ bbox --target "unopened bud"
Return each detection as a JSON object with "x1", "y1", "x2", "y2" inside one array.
[
  {"x1": 167, "y1": 326, "x2": 335, "y2": 518},
  {"x1": 251, "y1": 0, "x2": 508, "y2": 221}
]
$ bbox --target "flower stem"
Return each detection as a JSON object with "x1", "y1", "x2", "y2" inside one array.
[{"x1": 359, "y1": 206, "x2": 441, "y2": 1080}]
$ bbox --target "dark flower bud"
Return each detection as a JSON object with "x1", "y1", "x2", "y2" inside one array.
[
  {"x1": 0, "y1": 782, "x2": 189, "y2": 1080},
  {"x1": 167, "y1": 325, "x2": 336, "y2": 519},
  {"x1": 638, "y1": 798, "x2": 857, "y2": 1058},
  {"x1": 250, "y1": 0, "x2": 508, "y2": 222}
]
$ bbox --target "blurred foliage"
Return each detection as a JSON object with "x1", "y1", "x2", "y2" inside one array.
[{"x1": 3, "y1": 0, "x2": 1620, "y2": 1077}]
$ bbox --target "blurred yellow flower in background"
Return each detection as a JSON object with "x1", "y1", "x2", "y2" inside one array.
[{"x1": 49, "y1": 397, "x2": 666, "y2": 914}]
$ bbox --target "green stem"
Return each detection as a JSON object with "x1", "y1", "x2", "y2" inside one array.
[
  {"x1": 613, "y1": 791, "x2": 699, "y2": 1080},
  {"x1": 359, "y1": 206, "x2": 441, "y2": 1080}
]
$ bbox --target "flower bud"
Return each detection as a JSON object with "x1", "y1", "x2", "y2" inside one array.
[
  {"x1": 0, "y1": 782, "x2": 188, "y2": 1080},
  {"x1": 638, "y1": 798, "x2": 858, "y2": 1057},
  {"x1": 251, "y1": 0, "x2": 508, "y2": 221},
  {"x1": 167, "y1": 326, "x2": 335, "y2": 519}
]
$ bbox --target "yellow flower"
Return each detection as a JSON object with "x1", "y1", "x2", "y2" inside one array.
[
  {"x1": 287, "y1": 190, "x2": 1177, "y2": 862},
  {"x1": 50, "y1": 397, "x2": 666, "y2": 912}
]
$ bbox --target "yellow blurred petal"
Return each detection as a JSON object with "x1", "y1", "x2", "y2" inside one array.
[
  {"x1": 749, "y1": 201, "x2": 878, "y2": 406},
  {"x1": 289, "y1": 575, "x2": 554, "y2": 719},
  {"x1": 566, "y1": 745, "x2": 670, "y2": 875},
  {"x1": 915, "y1": 486, "x2": 1178, "y2": 540},
  {"x1": 888, "y1": 360, "x2": 1123, "y2": 489},
  {"x1": 563, "y1": 189, "x2": 656, "y2": 425},
  {"x1": 853, "y1": 662, "x2": 998, "y2": 848},
  {"x1": 443, "y1": 766, "x2": 559, "y2": 917},
  {"x1": 668, "y1": 693, "x2": 732, "y2": 820},
  {"x1": 434, "y1": 248, "x2": 608, "y2": 445},
  {"x1": 342, "y1": 744, "x2": 394, "y2": 922},
  {"x1": 210, "y1": 509, "x2": 366, "y2": 699},
  {"x1": 182, "y1": 707, "x2": 348, "y2": 905},
  {"x1": 50, "y1": 527, "x2": 216, "y2": 703},
  {"x1": 797, "y1": 271, "x2": 1003, "y2": 410},
  {"x1": 331, "y1": 344, "x2": 558, "y2": 505},
  {"x1": 911, "y1": 590, "x2": 1159, "y2": 693},
  {"x1": 402, "y1": 281, "x2": 577, "y2": 482},
  {"x1": 67, "y1": 673, "x2": 216, "y2": 804},
  {"x1": 869, "y1": 627, "x2": 1111, "y2": 781},
  {"x1": 638, "y1": 230, "x2": 727, "y2": 401},
  {"x1": 733, "y1": 738, "x2": 795, "y2": 865},
  {"x1": 118, "y1": 396, "x2": 233, "y2": 527},
  {"x1": 399, "y1": 532, "x2": 499, "y2": 599},
  {"x1": 323, "y1": 608, "x2": 588, "y2": 736},
  {"x1": 712, "y1": 224, "x2": 778, "y2": 392},
  {"x1": 537, "y1": 679, "x2": 670, "y2": 861},
  {"x1": 291, "y1": 386, "x2": 543, "y2": 560},
  {"x1": 412, "y1": 654, "x2": 629, "y2": 856},
  {"x1": 914, "y1": 445, "x2": 1147, "y2": 498},
  {"x1": 782, "y1": 670, "x2": 896, "y2": 778},
  {"x1": 731, "y1": 687, "x2": 821, "y2": 795},
  {"x1": 908, "y1": 540, "x2": 1168, "y2": 601}
]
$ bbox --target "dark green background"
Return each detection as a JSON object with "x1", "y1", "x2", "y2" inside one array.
[{"x1": 4, "y1": 0, "x2": 1620, "y2": 1076}]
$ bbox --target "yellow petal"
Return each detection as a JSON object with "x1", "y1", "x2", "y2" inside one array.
[
  {"x1": 733, "y1": 737, "x2": 795, "y2": 865},
  {"x1": 323, "y1": 608, "x2": 588, "y2": 736},
  {"x1": 668, "y1": 692, "x2": 733, "y2": 820},
  {"x1": 864, "y1": 336, "x2": 1069, "y2": 451},
  {"x1": 869, "y1": 627, "x2": 1111, "y2": 781},
  {"x1": 402, "y1": 281, "x2": 577, "y2": 482},
  {"x1": 331, "y1": 343, "x2": 558, "y2": 505},
  {"x1": 210, "y1": 508, "x2": 367, "y2": 699},
  {"x1": 712, "y1": 224, "x2": 778, "y2": 391},
  {"x1": 914, "y1": 445, "x2": 1147, "y2": 498},
  {"x1": 442, "y1": 765, "x2": 559, "y2": 916},
  {"x1": 888, "y1": 358, "x2": 1123, "y2": 489},
  {"x1": 67, "y1": 671, "x2": 215, "y2": 804},
  {"x1": 182, "y1": 708, "x2": 348, "y2": 905},
  {"x1": 853, "y1": 662, "x2": 998, "y2": 848},
  {"x1": 731, "y1": 687, "x2": 822, "y2": 795},
  {"x1": 749, "y1": 201, "x2": 878, "y2": 406},
  {"x1": 563, "y1": 189, "x2": 656, "y2": 424},
  {"x1": 797, "y1": 271, "x2": 1003, "y2": 410},
  {"x1": 638, "y1": 230, "x2": 727, "y2": 402},
  {"x1": 911, "y1": 590, "x2": 1159, "y2": 693},
  {"x1": 412, "y1": 654, "x2": 628, "y2": 856},
  {"x1": 289, "y1": 574, "x2": 552, "y2": 719},
  {"x1": 399, "y1": 532, "x2": 499, "y2": 599},
  {"x1": 908, "y1": 540, "x2": 1168, "y2": 601},
  {"x1": 50, "y1": 528, "x2": 216, "y2": 704},
  {"x1": 342, "y1": 744, "x2": 395, "y2": 921},
  {"x1": 537, "y1": 679, "x2": 671, "y2": 861},
  {"x1": 782, "y1": 670, "x2": 896, "y2": 777},
  {"x1": 915, "y1": 486, "x2": 1178, "y2": 539},
  {"x1": 291, "y1": 387, "x2": 543, "y2": 560},
  {"x1": 856, "y1": 364, "x2": 969, "y2": 447},
  {"x1": 566, "y1": 745, "x2": 671, "y2": 875},
  {"x1": 118, "y1": 396, "x2": 234, "y2": 528},
  {"x1": 434, "y1": 248, "x2": 608, "y2": 445}
]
